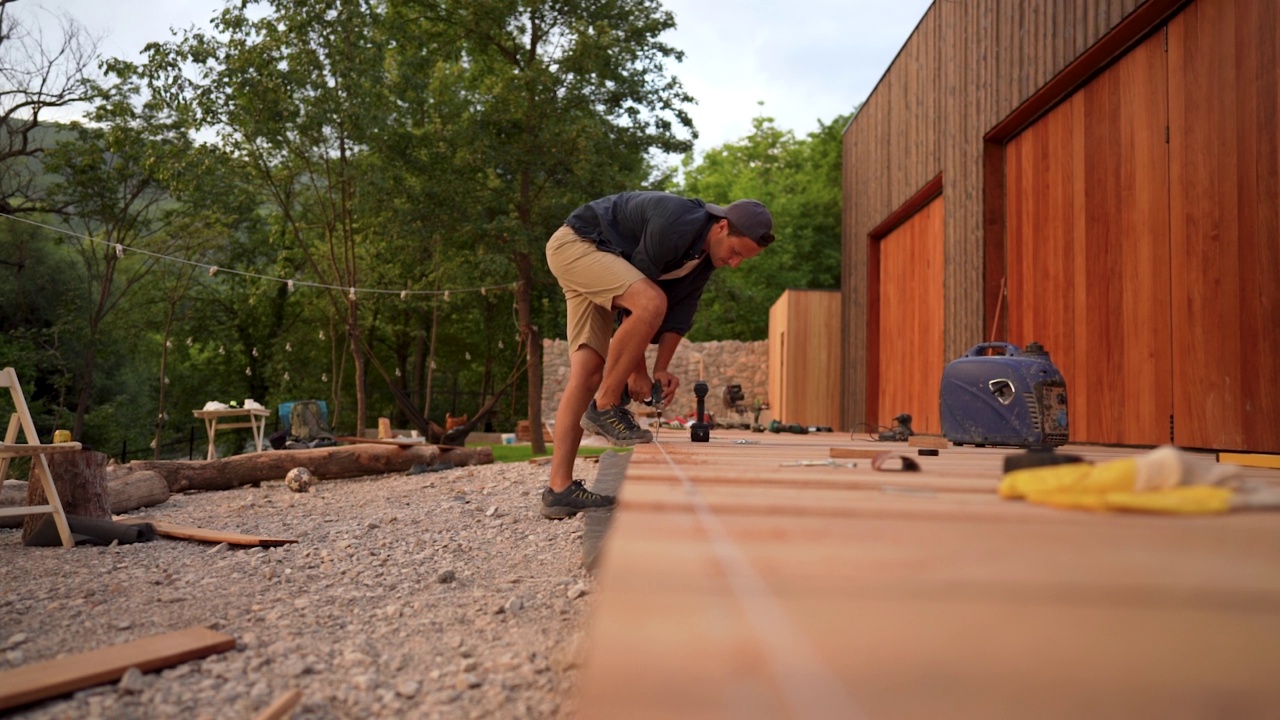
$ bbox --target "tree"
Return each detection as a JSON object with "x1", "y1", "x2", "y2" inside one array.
[
  {"x1": 40, "y1": 75, "x2": 225, "y2": 439},
  {"x1": 398, "y1": 0, "x2": 696, "y2": 452},
  {"x1": 678, "y1": 111, "x2": 850, "y2": 340},
  {"x1": 0, "y1": 0, "x2": 98, "y2": 214},
  {"x1": 129, "y1": 0, "x2": 402, "y2": 437}
]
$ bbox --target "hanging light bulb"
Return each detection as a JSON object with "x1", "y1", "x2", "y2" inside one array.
[
  {"x1": 444, "y1": 290, "x2": 450, "y2": 301},
  {"x1": 498, "y1": 339, "x2": 504, "y2": 349},
  {"x1": 322, "y1": 373, "x2": 328, "y2": 382},
  {"x1": 163, "y1": 376, "x2": 169, "y2": 385},
  {"x1": 395, "y1": 367, "x2": 401, "y2": 377},
  {"x1": 165, "y1": 339, "x2": 172, "y2": 348},
  {"x1": 186, "y1": 337, "x2": 193, "y2": 346},
  {"x1": 283, "y1": 371, "x2": 290, "y2": 382},
  {"x1": 348, "y1": 287, "x2": 356, "y2": 300},
  {"x1": 245, "y1": 366, "x2": 252, "y2": 376},
  {"x1": 287, "y1": 279, "x2": 295, "y2": 293},
  {"x1": 430, "y1": 359, "x2": 436, "y2": 370},
  {"x1": 481, "y1": 287, "x2": 487, "y2": 296},
  {"x1": 465, "y1": 351, "x2": 471, "y2": 361},
  {"x1": 252, "y1": 347, "x2": 259, "y2": 357},
  {"x1": 114, "y1": 243, "x2": 124, "y2": 258},
  {"x1": 319, "y1": 330, "x2": 325, "y2": 340},
  {"x1": 208, "y1": 266, "x2": 218, "y2": 276},
  {"x1": 286, "y1": 342, "x2": 292, "y2": 352},
  {"x1": 218, "y1": 344, "x2": 225, "y2": 355}
]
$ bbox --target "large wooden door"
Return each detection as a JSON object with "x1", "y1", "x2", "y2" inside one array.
[
  {"x1": 1006, "y1": 31, "x2": 1172, "y2": 446},
  {"x1": 1168, "y1": 0, "x2": 1280, "y2": 451},
  {"x1": 877, "y1": 196, "x2": 945, "y2": 434}
]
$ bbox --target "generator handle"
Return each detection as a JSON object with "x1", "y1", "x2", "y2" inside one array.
[{"x1": 963, "y1": 342, "x2": 1021, "y2": 358}]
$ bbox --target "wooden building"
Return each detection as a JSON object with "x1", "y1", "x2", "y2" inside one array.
[
  {"x1": 843, "y1": 0, "x2": 1279, "y2": 453},
  {"x1": 768, "y1": 289, "x2": 843, "y2": 429}
]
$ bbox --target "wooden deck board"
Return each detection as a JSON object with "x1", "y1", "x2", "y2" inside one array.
[{"x1": 577, "y1": 431, "x2": 1280, "y2": 719}]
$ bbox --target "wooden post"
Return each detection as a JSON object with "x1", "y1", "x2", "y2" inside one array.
[{"x1": 22, "y1": 449, "x2": 109, "y2": 542}]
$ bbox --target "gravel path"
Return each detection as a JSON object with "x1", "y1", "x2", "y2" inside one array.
[{"x1": 0, "y1": 455, "x2": 610, "y2": 719}]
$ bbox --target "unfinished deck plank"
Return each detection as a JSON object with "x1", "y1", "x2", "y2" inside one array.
[{"x1": 577, "y1": 432, "x2": 1280, "y2": 719}]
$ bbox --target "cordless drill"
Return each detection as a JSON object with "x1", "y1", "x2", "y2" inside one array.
[{"x1": 690, "y1": 381, "x2": 710, "y2": 442}]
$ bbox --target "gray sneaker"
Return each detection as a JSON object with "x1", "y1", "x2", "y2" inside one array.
[
  {"x1": 540, "y1": 480, "x2": 615, "y2": 519},
  {"x1": 580, "y1": 399, "x2": 653, "y2": 446}
]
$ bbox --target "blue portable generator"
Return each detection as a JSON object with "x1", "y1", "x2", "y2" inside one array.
[{"x1": 939, "y1": 342, "x2": 1068, "y2": 448}]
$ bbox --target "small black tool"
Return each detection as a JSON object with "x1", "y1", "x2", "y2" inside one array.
[
  {"x1": 691, "y1": 381, "x2": 710, "y2": 442},
  {"x1": 878, "y1": 413, "x2": 915, "y2": 442}
]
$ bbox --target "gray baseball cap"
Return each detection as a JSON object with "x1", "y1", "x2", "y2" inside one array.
[{"x1": 706, "y1": 199, "x2": 775, "y2": 247}]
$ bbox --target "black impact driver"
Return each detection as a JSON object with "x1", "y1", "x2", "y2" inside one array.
[{"x1": 690, "y1": 381, "x2": 710, "y2": 442}]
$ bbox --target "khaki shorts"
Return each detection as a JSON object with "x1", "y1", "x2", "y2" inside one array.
[{"x1": 545, "y1": 225, "x2": 645, "y2": 360}]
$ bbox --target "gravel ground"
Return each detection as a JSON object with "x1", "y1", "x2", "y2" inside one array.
[{"x1": 0, "y1": 455, "x2": 611, "y2": 720}]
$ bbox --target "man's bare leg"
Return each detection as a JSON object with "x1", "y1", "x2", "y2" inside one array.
[
  {"x1": 549, "y1": 346, "x2": 604, "y2": 493},
  {"x1": 594, "y1": 278, "x2": 666, "y2": 410}
]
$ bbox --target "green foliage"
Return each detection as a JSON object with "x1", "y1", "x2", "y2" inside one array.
[
  {"x1": 2, "y1": 1, "x2": 851, "y2": 460},
  {"x1": 677, "y1": 111, "x2": 852, "y2": 340}
]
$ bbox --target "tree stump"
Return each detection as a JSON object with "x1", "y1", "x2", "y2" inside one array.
[{"x1": 22, "y1": 449, "x2": 110, "y2": 542}]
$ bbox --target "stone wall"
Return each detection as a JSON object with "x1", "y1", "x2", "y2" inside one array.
[{"x1": 542, "y1": 339, "x2": 768, "y2": 423}]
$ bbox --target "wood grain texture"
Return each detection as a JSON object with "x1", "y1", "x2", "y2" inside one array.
[
  {"x1": 768, "y1": 290, "x2": 843, "y2": 429},
  {"x1": 877, "y1": 196, "x2": 946, "y2": 434},
  {"x1": 1168, "y1": 0, "x2": 1280, "y2": 452},
  {"x1": 576, "y1": 432, "x2": 1280, "y2": 719},
  {"x1": 0, "y1": 627, "x2": 235, "y2": 711},
  {"x1": 1006, "y1": 30, "x2": 1171, "y2": 445},
  {"x1": 845, "y1": 0, "x2": 1185, "y2": 439}
]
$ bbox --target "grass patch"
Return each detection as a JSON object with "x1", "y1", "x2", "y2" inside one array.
[{"x1": 482, "y1": 443, "x2": 621, "y2": 464}]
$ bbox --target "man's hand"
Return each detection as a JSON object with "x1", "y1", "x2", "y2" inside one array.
[
  {"x1": 627, "y1": 373, "x2": 654, "y2": 406},
  {"x1": 654, "y1": 370, "x2": 679, "y2": 405}
]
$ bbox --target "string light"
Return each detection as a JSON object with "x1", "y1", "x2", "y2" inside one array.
[
  {"x1": 283, "y1": 372, "x2": 290, "y2": 382},
  {"x1": 348, "y1": 287, "x2": 356, "y2": 300},
  {"x1": 245, "y1": 366, "x2": 252, "y2": 376},
  {"x1": 286, "y1": 342, "x2": 292, "y2": 352},
  {"x1": 218, "y1": 344, "x2": 225, "y2": 355},
  {"x1": 0, "y1": 215, "x2": 517, "y2": 299},
  {"x1": 186, "y1": 337, "x2": 193, "y2": 346},
  {"x1": 252, "y1": 347, "x2": 259, "y2": 357}
]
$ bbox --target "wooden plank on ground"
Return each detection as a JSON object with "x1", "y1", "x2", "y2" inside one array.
[
  {"x1": 908, "y1": 434, "x2": 950, "y2": 448},
  {"x1": 0, "y1": 627, "x2": 235, "y2": 711},
  {"x1": 119, "y1": 518, "x2": 296, "y2": 546},
  {"x1": 1219, "y1": 452, "x2": 1280, "y2": 470}
]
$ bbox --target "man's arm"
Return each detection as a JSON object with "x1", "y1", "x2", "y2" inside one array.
[
  {"x1": 652, "y1": 331, "x2": 683, "y2": 404},
  {"x1": 623, "y1": 330, "x2": 684, "y2": 405}
]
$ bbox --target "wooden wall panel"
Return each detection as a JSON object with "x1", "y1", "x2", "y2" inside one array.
[
  {"x1": 1077, "y1": 34, "x2": 1172, "y2": 445},
  {"x1": 877, "y1": 197, "x2": 945, "y2": 434},
  {"x1": 769, "y1": 290, "x2": 844, "y2": 429},
  {"x1": 1006, "y1": 32, "x2": 1172, "y2": 446},
  {"x1": 1168, "y1": 0, "x2": 1280, "y2": 452}
]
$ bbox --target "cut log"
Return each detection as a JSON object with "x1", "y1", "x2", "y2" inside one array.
[
  {"x1": 122, "y1": 443, "x2": 494, "y2": 493},
  {"x1": 108, "y1": 471, "x2": 171, "y2": 514},
  {"x1": 22, "y1": 449, "x2": 109, "y2": 542},
  {"x1": 1, "y1": 480, "x2": 26, "y2": 528}
]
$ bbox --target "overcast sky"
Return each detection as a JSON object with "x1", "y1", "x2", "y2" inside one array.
[{"x1": 36, "y1": 0, "x2": 932, "y2": 156}]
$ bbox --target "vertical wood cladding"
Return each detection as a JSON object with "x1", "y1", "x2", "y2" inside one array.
[
  {"x1": 1005, "y1": 32, "x2": 1172, "y2": 446},
  {"x1": 1168, "y1": 0, "x2": 1280, "y2": 451},
  {"x1": 843, "y1": 0, "x2": 1150, "y2": 430},
  {"x1": 877, "y1": 196, "x2": 945, "y2": 434}
]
